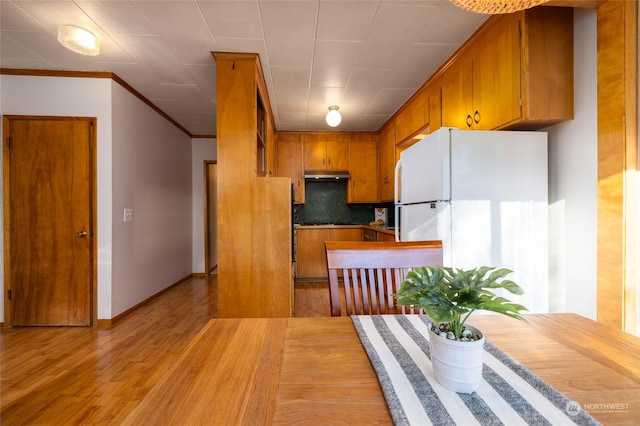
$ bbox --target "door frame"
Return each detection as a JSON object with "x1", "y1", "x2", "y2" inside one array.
[
  {"x1": 203, "y1": 160, "x2": 217, "y2": 275},
  {"x1": 2, "y1": 115, "x2": 98, "y2": 326}
]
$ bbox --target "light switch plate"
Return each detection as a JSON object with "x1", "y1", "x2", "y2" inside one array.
[{"x1": 124, "y1": 208, "x2": 133, "y2": 222}]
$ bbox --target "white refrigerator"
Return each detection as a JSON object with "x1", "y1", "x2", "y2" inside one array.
[{"x1": 394, "y1": 127, "x2": 549, "y2": 313}]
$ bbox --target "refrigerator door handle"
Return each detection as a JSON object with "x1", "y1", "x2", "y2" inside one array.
[
  {"x1": 394, "y1": 204, "x2": 401, "y2": 242},
  {"x1": 394, "y1": 158, "x2": 403, "y2": 242},
  {"x1": 394, "y1": 158, "x2": 402, "y2": 205}
]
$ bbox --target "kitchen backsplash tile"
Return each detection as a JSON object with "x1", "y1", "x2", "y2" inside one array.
[{"x1": 295, "y1": 180, "x2": 394, "y2": 225}]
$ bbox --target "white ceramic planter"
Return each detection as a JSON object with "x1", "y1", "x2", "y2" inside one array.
[{"x1": 428, "y1": 324, "x2": 485, "y2": 394}]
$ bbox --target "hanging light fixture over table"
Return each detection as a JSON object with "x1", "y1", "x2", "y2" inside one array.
[
  {"x1": 326, "y1": 106, "x2": 342, "y2": 127},
  {"x1": 449, "y1": 0, "x2": 549, "y2": 14},
  {"x1": 57, "y1": 25, "x2": 100, "y2": 56}
]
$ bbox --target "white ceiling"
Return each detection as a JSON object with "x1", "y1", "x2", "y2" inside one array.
[{"x1": 0, "y1": 0, "x2": 487, "y2": 136}]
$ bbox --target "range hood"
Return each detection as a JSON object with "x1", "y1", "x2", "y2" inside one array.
[{"x1": 304, "y1": 170, "x2": 350, "y2": 180}]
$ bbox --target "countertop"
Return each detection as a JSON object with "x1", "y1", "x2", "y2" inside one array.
[{"x1": 295, "y1": 224, "x2": 396, "y2": 235}]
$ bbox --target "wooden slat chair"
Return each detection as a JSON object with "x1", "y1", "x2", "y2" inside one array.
[{"x1": 324, "y1": 240, "x2": 443, "y2": 316}]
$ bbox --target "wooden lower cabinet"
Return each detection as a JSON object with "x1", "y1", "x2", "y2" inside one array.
[
  {"x1": 296, "y1": 227, "x2": 362, "y2": 280},
  {"x1": 376, "y1": 231, "x2": 396, "y2": 242}
]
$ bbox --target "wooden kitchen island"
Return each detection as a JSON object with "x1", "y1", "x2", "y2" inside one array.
[{"x1": 123, "y1": 314, "x2": 640, "y2": 425}]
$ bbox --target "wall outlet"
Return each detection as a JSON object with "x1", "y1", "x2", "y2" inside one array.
[{"x1": 124, "y1": 208, "x2": 133, "y2": 222}]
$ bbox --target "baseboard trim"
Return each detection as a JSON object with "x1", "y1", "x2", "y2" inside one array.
[{"x1": 97, "y1": 274, "x2": 194, "y2": 329}]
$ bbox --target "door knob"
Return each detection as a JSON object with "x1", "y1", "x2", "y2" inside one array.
[{"x1": 76, "y1": 231, "x2": 88, "y2": 238}]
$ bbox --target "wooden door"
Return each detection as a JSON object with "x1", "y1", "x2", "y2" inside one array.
[{"x1": 3, "y1": 116, "x2": 95, "y2": 326}]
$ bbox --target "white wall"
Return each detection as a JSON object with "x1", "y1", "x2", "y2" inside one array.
[
  {"x1": 547, "y1": 8, "x2": 598, "y2": 319},
  {"x1": 0, "y1": 75, "x2": 113, "y2": 321},
  {"x1": 191, "y1": 138, "x2": 217, "y2": 273},
  {"x1": 110, "y1": 82, "x2": 193, "y2": 317},
  {"x1": 0, "y1": 74, "x2": 193, "y2": 320}
]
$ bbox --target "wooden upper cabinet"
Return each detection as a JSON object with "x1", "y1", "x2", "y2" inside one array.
[
  {"x1": 442, "y1": 54, "x2": 474, "y2": 130},
  {"x1": 395, "y1": 88, "x2": 429, "y2": 144},
  {"x1": 276, "y1": 134, "x2": 305, "y2": 204},
  {"x1": 378, "y1": 121, "x2": 396, "y2": 203},
  {"x1": 428, "y1": 76, "x2": 442, "y2": 133},
  {"x1": 303, "y1": 134, "x2": 349, "y2": 171},
  {"x1": 441, "y1": 7, "x2": 573, "y2": 130},
  {"x1": 347, "y1": 135, "x2": 378, "y2": 203},
  {"x1": 471, "y1": 12, "x2": 521, "y2": 130}
]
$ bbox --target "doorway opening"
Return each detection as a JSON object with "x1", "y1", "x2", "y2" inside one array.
[{"x1": 204, "y1": 161, "x2": 218, "y2": 275}]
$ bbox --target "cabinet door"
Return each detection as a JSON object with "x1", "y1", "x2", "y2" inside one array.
[
  {"x1": 303, "y1": 140, "x2": 326, "y2": 170},
  {"x1": 428, "y1": 76, "x2": 442, "y2": 133},
  {"x1": 277, "y1": 137, "x2": 305, "y2": 203},
  {"x1": 329, "y1": 228, "x2": 364, "y2": 242},
  {"x1": 325, "y1": 140, "x2": 349, "y2": 170},
  {"x1": 472, "y1": 13, "x2": 521, "y2": 130},
  {"x1": 347, "y1": 139, "x2": 378, "y2": 203},
  {"x1": 378, "y1": 121, "x2": 396, "y2": 202},
  {"x1": 441, "y1": 55, "x2": 473, "y2": 129},
  {"x1": 296, "y1": 229, "x2": 331, "y2": 279},
  {"x1": 376, "y1": 232, "x2": 396, "y2": 242},
  {"x1": 395, "y1": 90, "x2": 429, "y2": 145}
]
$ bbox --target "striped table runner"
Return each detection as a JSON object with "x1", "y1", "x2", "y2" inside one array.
[{"x1": 352, "y1": 315, "x2": 601, "y2": 426}]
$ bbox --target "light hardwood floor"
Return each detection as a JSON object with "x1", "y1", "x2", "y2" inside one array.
[{"x1": 0, "y1": 275, "x2": 331, "y2": 424}]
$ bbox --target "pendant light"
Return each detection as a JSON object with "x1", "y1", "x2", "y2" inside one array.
[{"x1": 449, "y1": 0, "x2": 549, "y2": 14}]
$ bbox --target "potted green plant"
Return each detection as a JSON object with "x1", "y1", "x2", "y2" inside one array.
[{"x1": 395, "y1": 266, "x2": 528, "y2": 393}]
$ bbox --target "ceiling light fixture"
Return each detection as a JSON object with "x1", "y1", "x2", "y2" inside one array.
[
  {"x1": 325, "y1": 106, "x2": 342, "y2": 127},
  {"x1": 448, "y1": 0, "x2": 549, "y2": 14},
  {"x1": 57, "y1": 25, "x2": 100, "y2": 56}
]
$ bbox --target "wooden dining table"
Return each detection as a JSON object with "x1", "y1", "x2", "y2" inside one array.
[{"x1": 123, "y1": 313, "x2": 640, "y2": 425}]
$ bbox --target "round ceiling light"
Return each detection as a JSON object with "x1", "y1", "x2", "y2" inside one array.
[
  {"x1": 325, "y1": 106, "x2": 342, "y2": 127},
  {"x1": 57, "y1": 25, "x2": 100, "y2": 56}
]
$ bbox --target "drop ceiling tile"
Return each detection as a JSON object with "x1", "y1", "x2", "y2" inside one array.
[
  {"x1": 366, "y1": 88, "x2": 414, "y2": 115},
  {"x1": 357, "y1": 1, "x2": 437, "y2": 68},
  {"x1": 276, "y1": 100, "x2": 309, "y2": 123},
  {"x1": 310, "y1": 40, "x2": 362, "y2": 88},
  {"x1": 270, "y1": 66, "x2": 311, "y2": 105},
  {"x1": 110, "y1": 33, "x2": 182, "y2": 69},
  {"x1": 159, "y1": 83, "x2": 213, "y2": 111},
  {"x1": 136, "y1": 1, "x2": 217, "y2": 65},
  {"x1": 308, "y1": 86, "x2": 346, "y2": 115},
  {"x1": 1, "y1": 33, "x2": 45, "y2": 61},
  {"x1": 415, "y1": 2, "x2": 488, "y2": 44},
  {"x1": 75, "y1": 1, "x2": 157, "y2": 35},
  {"x1": 2, "y1": 29, "x2": 97, "y2": 70},
  {"x1": 10, "y1": 0, "x2": 102, "y2": 37},
  {"x1": 357, "y1": 113, "x2": 389, "y2": 130},
  {"x1": 343, "y1": 67, "x2": 392, "y2": 107},
  {"x1": 184, "y1": 63, "x2": 217, "y2": 102},
  {"x1": 316, "y1": 1, "x2": 378, "y2": 41},
  {"x1": 0, "y1": 1, "x2": 48, "y2": 31},
  {"x1": 259, "y1": 0, "x2": 317, "y2": 67},
  {"x1": 199, "y1": 1, "x2": 264, "y2": 39},
  {"x1": 384, "y1": 43, "x2": 458, "y2": 89}
]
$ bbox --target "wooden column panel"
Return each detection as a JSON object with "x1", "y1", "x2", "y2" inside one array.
[{"x1": 596, "y1": 0, "x2": 638, "y2": 333}]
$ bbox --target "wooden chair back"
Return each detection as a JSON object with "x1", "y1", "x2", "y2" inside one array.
[{"x1": 324, "y1": 240, "x2": 443, "y2": 316}]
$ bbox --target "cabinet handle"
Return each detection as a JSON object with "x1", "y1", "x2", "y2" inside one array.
[
  {"x1": 466, "y1": 114, "x2": 473, "y2": 128},
  {"x1": 474, "y1": 110, "x2": 481, "y2": 124}
]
